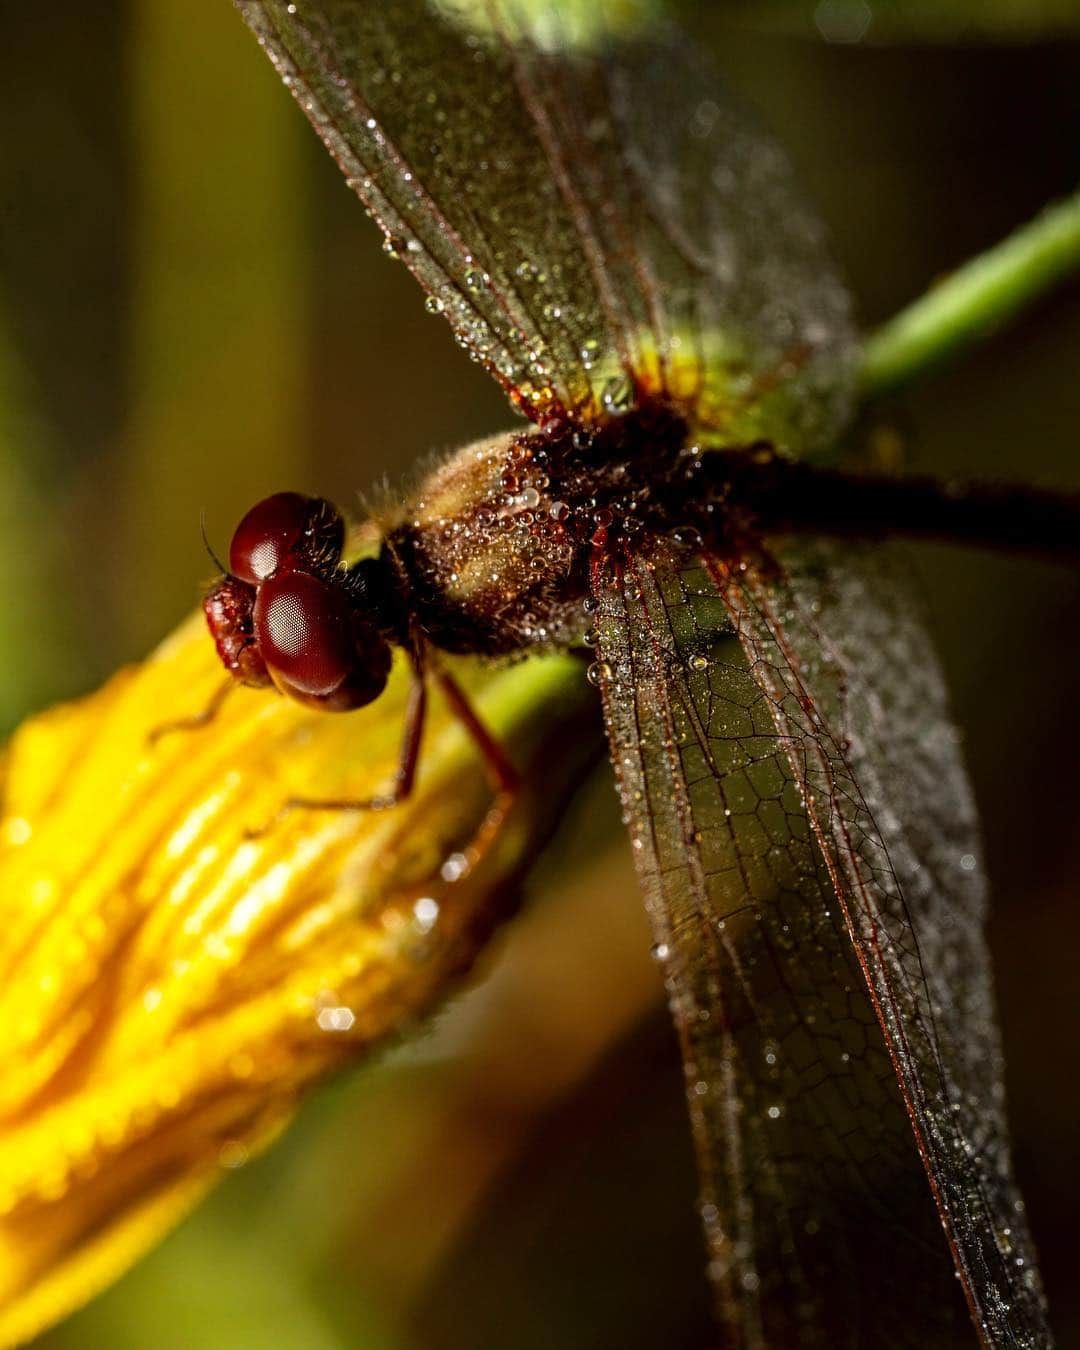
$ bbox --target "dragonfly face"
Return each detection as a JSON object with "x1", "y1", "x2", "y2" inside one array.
[
  {"x1": 205, "y1": 491, "x2": 393, "y2": 710},
  {"x1": 216, "y1": 1, "x2": 1053, "y2": 1345}
]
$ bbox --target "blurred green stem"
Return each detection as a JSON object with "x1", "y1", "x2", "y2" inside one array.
[{"x1": 859, "y1": 188, "x2": 1080, "y2": 400}]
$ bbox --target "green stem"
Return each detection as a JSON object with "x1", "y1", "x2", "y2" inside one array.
[{"x1": 858, "y1": 188, "x2": 1080, "y2": 400}]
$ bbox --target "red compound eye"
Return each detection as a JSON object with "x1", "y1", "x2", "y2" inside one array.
[
  {"x1": 229, "y1": 492, "x2": 345, "y2": 584},
  {"x1": 253, "y1": 570, "x2": 391, "y2": 710},
  {"x1": 254, "y1": 570, "x2": 354, "y2": 695}
]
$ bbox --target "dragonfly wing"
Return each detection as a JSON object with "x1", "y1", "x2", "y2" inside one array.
[
  {"x1": 716, "y1": 542, "x2": 1052, "y2": 1345},
  {"x1": 236, "y1": 1, "x2": 855, "y2": 440},
  {"x1": 591, "y1": 541, "x2": 1050, "y2": 1347},
  {"x1": 501, "y1": 10, "x2": 857, "y2": 446}
]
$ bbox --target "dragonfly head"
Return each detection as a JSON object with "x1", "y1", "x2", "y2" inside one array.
[{"x1": 203, "y1": 492, "x2": 393, "y2": 712}]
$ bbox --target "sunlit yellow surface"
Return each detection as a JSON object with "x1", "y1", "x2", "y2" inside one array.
[{"x1": 0, "y1": 612, "x2": 598, "y2": 1346}]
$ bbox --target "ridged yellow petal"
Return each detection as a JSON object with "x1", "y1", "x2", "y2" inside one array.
[{"x1": 0, "y1": 613, "x2": 599, "y2": 1345}]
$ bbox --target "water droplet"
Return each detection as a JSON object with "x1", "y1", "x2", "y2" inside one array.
[
  {"x1": 412, "y1": 895, "x2": 440, "y2": 933},
  {"x1": 689, "y1": 98, "x2": 720, "y2": 140},
  {"x1": 601, "y1": 375, "x2": 632, "y2": 411},
  {"x1": 814, "y1": 0, "x2": 873, "y2": 45},
  {"x1": 585, "y1": 661, "x2": 612, "y2": 687},
  {"x1": 425, "y1": 295, "x2": 445, "y2": 314},
  {"x1": 316, "y1": 1005, "x2": 356, "y2": 1033},
  {"x1": 2, "y1": 816, "x2": 32, "y2": 846},
  {"x1": 440, "y1": 852, "x2": 469, "y2": 883},
  {"x1": 219, "y1": 1140, "x2": 250, "y2": 1169}
]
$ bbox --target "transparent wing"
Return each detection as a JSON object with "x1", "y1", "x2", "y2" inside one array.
[
  {"x1": 501, "y1": 7, "x2": 857, "y2": 445},
  {"x1": 236, "y1": 0, "x2": 855, "y2": 441},
  {"x1": 591, "y1": 541, "x2": 1050, "y2": 1348}
]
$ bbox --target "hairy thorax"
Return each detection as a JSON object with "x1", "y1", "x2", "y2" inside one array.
[{"x1": 383, "y1": 400, "x2": 697, "y2": 656}]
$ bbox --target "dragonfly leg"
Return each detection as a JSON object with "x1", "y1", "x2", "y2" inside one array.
[
  {"x1": 431, "y1": 665, "x2": 519, "y2": 797},
  {"x1": 278, "y1": 667, "x2": 428, "y2": 819},
  {"x1": 427, "y1": 664, "x2": 520, "y2": 879},
  {"x1": 147, "y1": 679, "x2": 234, "y2": 746},
  {"x1": 253, "y1": 656, "x2": 519, "y2": 841}
]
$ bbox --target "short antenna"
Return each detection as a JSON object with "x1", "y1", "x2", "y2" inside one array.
[{"x1": 200, "y1": 509, "x2": 229, "y2": 575}]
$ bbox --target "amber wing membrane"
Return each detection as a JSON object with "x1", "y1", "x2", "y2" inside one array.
[
  {"x1": 235, "y1": 0, "x2": 855, "y2": 442},
  {"x1": 591, "y1": 543, "x2": 1049, "y2": 1348}
]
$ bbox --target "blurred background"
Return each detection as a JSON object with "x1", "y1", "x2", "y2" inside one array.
[{"x1": 2, "y1": 1, "x2": 1078, "y2": 1345}]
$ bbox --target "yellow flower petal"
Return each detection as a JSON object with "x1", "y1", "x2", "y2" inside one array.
[{"x1": 0, "y1": 612, "x2": 599, "y2": 1346}]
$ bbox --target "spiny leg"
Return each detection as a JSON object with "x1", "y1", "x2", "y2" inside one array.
[
  {"x1": 432, "y1": 666, "x2": 519, "y2": 797},
  {"x1": 147, "y1": 679, "x2": 235, "y2": 746},
  {"x1": 429, "y1": 664, "x2": 520, "y2": 879},
  {"x1": 282, "y1": 671, "x2": 428, "y2": 817},
  {"x1": 255, "y1": 657, "x2": 519, "y2": 842}
]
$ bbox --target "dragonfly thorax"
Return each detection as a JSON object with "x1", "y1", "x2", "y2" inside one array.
[{"x1": 382, "y1": 398, "x2": 696, "y2": 657}]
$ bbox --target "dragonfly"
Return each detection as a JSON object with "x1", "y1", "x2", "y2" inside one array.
[{"x1": 203, "y1": 1, "x2": 1061, "y2": 1344}]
